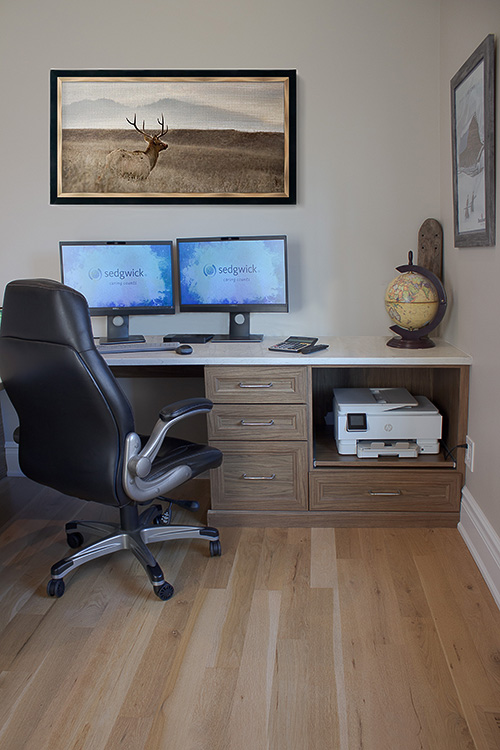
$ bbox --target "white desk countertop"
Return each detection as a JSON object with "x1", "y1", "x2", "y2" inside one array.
[{"x1": 100, "y1": 336, "x2": 472, "y2": 367}]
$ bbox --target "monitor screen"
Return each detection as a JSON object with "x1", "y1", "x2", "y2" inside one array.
[
  {"x1": 176, "y1": 235, "x2": 288, "y2": 341},
  {"x1": 59, "y1": 241, "x2": 174, "y2": 343}
]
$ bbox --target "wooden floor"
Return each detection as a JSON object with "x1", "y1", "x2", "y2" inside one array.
[{"x1": 1, "y1": 477, "x2": 500, "y2": 749}]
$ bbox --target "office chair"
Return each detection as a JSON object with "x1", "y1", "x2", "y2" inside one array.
[{"x1": 0, "y1": 278, "x2": 223, "y2": 600}]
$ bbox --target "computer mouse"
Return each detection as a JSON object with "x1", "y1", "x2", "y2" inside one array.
[{"x1": 175, "y1": 344, "x2": 193, "y2": 355}]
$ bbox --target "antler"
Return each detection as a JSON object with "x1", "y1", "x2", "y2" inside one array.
[
  {"x1": 126, "y1": 114, "x2": 168, "y2": 139},
  {"x1": 126, "y1": 114, "x2": 148, "y2": 136},
  {"x1": 156, "y1": 114, "x2": 168, "y2": 138}
]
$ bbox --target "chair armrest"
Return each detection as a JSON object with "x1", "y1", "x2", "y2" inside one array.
[
  {"x1": 127, "y1": 397, "x2": 214, "y2": 480},
  {"x1": 159, "y1": 397, "x2": 214, "y2": 423}
]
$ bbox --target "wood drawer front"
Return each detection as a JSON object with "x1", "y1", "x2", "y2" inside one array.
[
  {"x1": 309, "y1": 469, "x2": 462, "y2": 512},
  {"x1": 205, "y1": 366, "x2": 308, "y2": 403},
  {"x1": 210, "y1": 441, "x2": 308, "y2": 510},
  {"x1": 208, "y1": 404, "x2": 308, "y2": 441}
]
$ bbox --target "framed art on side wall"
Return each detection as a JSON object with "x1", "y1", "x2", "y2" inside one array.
[
  {"x1": 451, "y1": 35, "x2": 495, "y2": 247},
  {"x1": 50, "y1": 69, "x2": 297, "y2": 205}
]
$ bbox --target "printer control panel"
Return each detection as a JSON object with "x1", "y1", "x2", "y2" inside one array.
[{"x1": 346, "y1": 413, "x2": 367, "y2": 431}]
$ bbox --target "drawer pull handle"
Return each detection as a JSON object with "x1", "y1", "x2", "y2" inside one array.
[
  {"x1": 238, "y1": 382, "x2": 274, "y2": 388},
  {"x1": 242, "y1": 473, "x2": 276, "y2": 481},
  {"x1": 369, "y1": 490, "x2": 402, "y2": 496},
  {"x1": 240, "y1": 419, "x2": 275, "y2": 426}
]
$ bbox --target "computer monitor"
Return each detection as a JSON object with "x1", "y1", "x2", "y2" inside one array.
[
  {"x1": 59, "y1": 241, "x2": 174, "y2": 343},
  {"x1": 175, "y1": 235, "x2": 289, "y2": 341}
]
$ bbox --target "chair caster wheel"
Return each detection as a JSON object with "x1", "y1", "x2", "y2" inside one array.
[
  {"x1": 155, "y1": 582, "x2": 174, "y2": 600},
  {"x1": 67, "y1": 532, "x2": 84, "y2": 549},
  {"x1": 210, "y1": 540, "x2": 222, "y2": 557},
  {"x1": 47, "y1": 579, "x2": 65, "y2": 598}
]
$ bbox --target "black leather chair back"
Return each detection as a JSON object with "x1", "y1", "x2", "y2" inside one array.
[{"x1": 0, "y1": 279, "x2": 134, "y2": 506}]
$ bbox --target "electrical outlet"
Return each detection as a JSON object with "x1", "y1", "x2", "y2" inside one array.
[{"x1": 465, "y1": 435, "x2": 475, "y2": 472}]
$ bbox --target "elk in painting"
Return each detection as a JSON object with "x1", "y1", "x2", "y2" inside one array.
[{"x1": 104, "y1": 115, "x2": 169, "y2": 181}]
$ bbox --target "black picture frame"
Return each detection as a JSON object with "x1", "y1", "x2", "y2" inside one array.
[
  {"x1": 50, "y1": 69, "x2": 297, "y2": 205},
  {"x1": 451, "y1": 35, "x2": 495, "y2": 247}
]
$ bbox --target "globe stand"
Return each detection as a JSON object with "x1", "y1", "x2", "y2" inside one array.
[
  {"x1": 387, "y1": 331, "x2": 436, "y2": 349},
  {"x1": 386, "y1": 252, "x2": 447, "y2": 349}
]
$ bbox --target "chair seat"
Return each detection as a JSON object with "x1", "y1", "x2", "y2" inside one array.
[{"x1": 146, "y1": 436, "x2": 222, "y2": 480}]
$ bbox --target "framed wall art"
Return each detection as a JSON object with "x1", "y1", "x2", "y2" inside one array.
[
  {"x1": 451, "y1": 35, "x2": 495, "y2": 247},
  {"x1": 50, "y1": 69, "x2": 297, "y2": 205}
]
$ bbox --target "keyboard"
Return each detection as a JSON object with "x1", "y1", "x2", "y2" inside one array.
[{"x1": 97, "y1": 341, "x2": 180, "y2": 354}]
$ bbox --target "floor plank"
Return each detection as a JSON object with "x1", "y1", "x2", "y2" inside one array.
[{"x1": 1, "y1": 477, "x2": 500, "y2": 749}]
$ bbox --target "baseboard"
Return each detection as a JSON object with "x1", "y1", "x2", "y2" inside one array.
[
  {"x1": 5, "y1": 442, "x2": 23, "y2": 477},
  {"x1": 458, "y1": 486, "x2": 500, "y2": 611}
]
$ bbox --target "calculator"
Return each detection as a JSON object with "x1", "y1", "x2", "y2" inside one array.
[{"x1": 268, "y1": 336, "x2": 318, "y2": 352}]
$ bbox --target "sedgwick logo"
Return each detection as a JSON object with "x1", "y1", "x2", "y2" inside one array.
[
  {"x1": 203, "y1": 263, "x2": 258, "y2": 277},
  {"x1": 88, "y1": 267, "x2": 145, "y2": 281}
]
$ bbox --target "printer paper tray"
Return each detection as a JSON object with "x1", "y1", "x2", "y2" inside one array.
[{"x1": 356, "y1": 440, "x2": 419, "y2": 458}]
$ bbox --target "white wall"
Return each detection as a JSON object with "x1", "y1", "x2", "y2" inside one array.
[
  {"x1": 439, "y1": 1, "x2": 500, "y2": 542},
  {"x1": 0, "y1": 0, "x2": 441, "y2": 339}
]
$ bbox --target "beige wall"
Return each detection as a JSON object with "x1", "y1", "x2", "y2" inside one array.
[
  {"x1": 0, "y1": 0, "x2": 440, "y2": 339},
  {"x1": 439, "y1": 0, "x2": 500, "y2": 536}
]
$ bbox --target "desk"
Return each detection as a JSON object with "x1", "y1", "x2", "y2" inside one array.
[{"x1": 103, "y1": 336, "x2": 471, "y2": 528}]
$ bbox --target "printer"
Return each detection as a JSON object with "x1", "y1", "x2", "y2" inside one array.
[{"x1": 333, "y1": 387, "x2": 442, "y2": 458}]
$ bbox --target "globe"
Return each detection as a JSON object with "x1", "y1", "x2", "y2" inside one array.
[{"x1": 384, "y1": 270, "x2": 439, "y2": 331}]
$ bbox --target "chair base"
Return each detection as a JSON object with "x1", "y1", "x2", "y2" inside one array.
[{"x1": 47, "y1": 502, "x2": 220, "y2": 600}]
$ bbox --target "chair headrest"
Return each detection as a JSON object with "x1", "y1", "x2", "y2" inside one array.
[{"x1": 1, "y1": 278, "x2": 95, "y2": 351}]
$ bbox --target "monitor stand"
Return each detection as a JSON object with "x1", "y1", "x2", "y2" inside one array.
[
  {"x1": 99, "y1": 314, "x2": 145, "y2": 345},
  {"x1": 212, "y1": 312, "x2": 263, "y2": 343}
]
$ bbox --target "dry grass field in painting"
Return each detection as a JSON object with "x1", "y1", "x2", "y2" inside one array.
[{"x1": 60, "y1": 129, "x2": 286, "y2": 196}]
